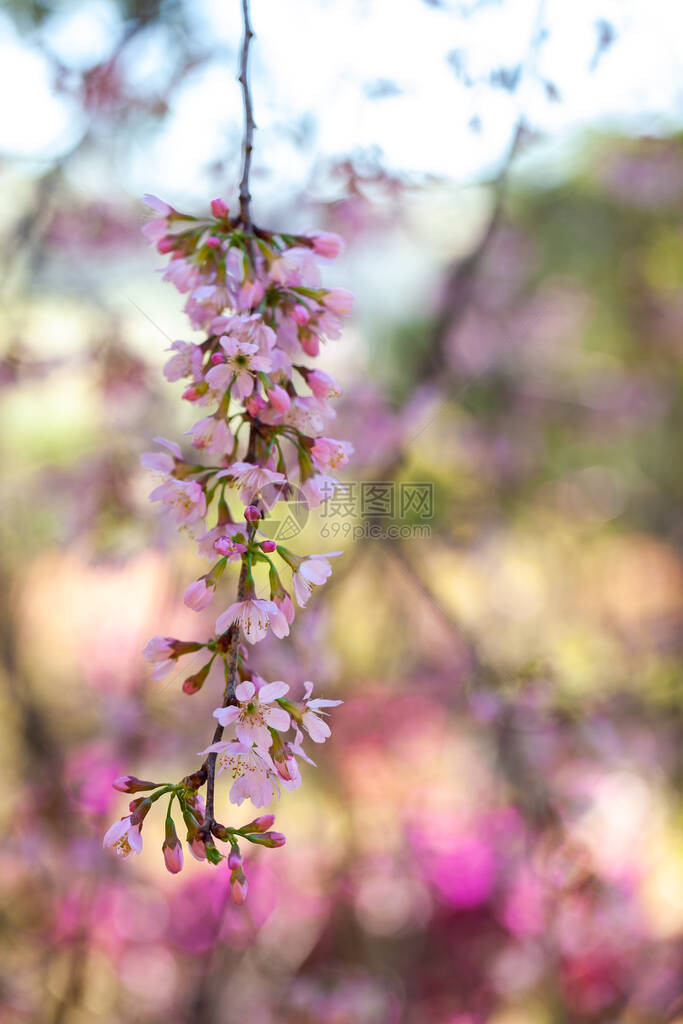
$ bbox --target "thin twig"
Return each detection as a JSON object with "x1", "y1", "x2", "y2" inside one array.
[{"x1": 238, "y1": 0, "x2": 256, "y2": 230}]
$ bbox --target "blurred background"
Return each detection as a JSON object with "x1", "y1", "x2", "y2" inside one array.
[{"x1": 1, "y1": 1, "x2": 682, "y2": 1022}]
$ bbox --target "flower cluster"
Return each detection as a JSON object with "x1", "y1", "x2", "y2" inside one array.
[{"x1": 104, "y1": 194, "x2": 349, "y2": 901}]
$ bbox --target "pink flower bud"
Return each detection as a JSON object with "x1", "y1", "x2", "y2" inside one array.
[
  {"x1": 188, "y1": 835, "x2": 207, "y2": 861},
  {"x1": 291, "y1": 304, "x2": 310, "y2": 326},
  {"x1": 244, "y1": 505, "x2": 260, "y2": 522},
  {"x1": 266, "y1": 384, "x2": 291, "y2": 413},
  {"x1": 261, "y1": 540, "x2": 276, "y2": 553},
  {"x1": 245, "y1": 394, "x2": 267, "y2": 416},
  {"x1": 323, "y1": 288, "x2": 354, "y2": 316},
  {"x1": 113, "y1": 776, "x2": 158, "y2": 794},
  {"x1": 157, "y1": 236, "x2": 176, "y2": 254},
  {"x1": 182, "y1": 386, "x2": 201, "y2": 402},
  {"x1": 230, "y1": 874, "x2": 248, "y2": 905},
  {"x1": 205, "y1": 236, "x2": 221, "y2": 249},
  {"x1": 266, "y1": 831, "x2": 286, "y2": 847},
  {"x1": 300, "y1": 333, "x2": 320, "y2": 357},
  {"x1": 248, "y1": 814, "x2": 275, "y2": 832},
  {"x1": 210, "y1": 352, "x2": 225, "y2": 365},
  {"x1": 163, "y1": 838, "x2": 184, "y2": 874},
  {"x1": 228, "y1": 847, "x2": 242, "y2": 870},
  {"x1": 211, "y1": 198, "x2": 229, "y2": 218},
  {"x1": 184, "y1": 579, "x2": 214, "y2": 611},
  {"x1": 244, "y1": 830, "x2": 286, "y2": 848},
  {"x1": 310, "y1": 232, "x2": 344, "y2": 258}
]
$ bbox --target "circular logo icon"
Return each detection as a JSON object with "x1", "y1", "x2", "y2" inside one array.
[{"x1": 259, "y1": 482, "x2": 310, "y2": 541}]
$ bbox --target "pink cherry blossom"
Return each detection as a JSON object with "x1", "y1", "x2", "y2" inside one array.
[
  {"x1": 300, "y1": 681, "x2": 344, "y2": 743},
  {"x1": 214, "y1": 535, "x2": 247, "y2": 561},
  {"x1": 163, "y1": 340, "x2": 203, "y2": 381},
  {"x1": 103, "y1": 816, "x2": 142, "y2": 858},
  {"x1": 215, "y1": 598, "x2": 290, "y2": 644},
  {"x1": 185, "y1": 415, "x2": 233, "y2": 454},
  {"x1": 292, "y1": 553, "x2": 343, "y2": 608},
  {"x1": 143, "y1": 193, "x2": 173, "y2": 215},
  {"x1": 311, "y1": 437, "x2": 354, "y2": 473},
  {"x1": 205, "y1": 335, "x2": 271, "y2": 400},
  {"x1": 307, "y1": 369, "x2": 342, "y2": 401},
  {"x1": 216, "y1": 462, "x2": 286, "y2": 504},
  {"x1": 143, "y1": 636, "x2": 175, "y2": 662},
  {"x1": 149, "y1": 478, "x2": 206, "y2": 528},
  {"x1": 140, "y1": 436, "x2": 182, "y2": 474},
  {"x1": 196, "y1": 522, "x2": 241, "y2": 560},
  {"x1": 274, "y1": 592, "x2": 296, "y2": 625},
  {"x1": 212, "y1": 679, "x2": 290, "y2": 749},
  {"x1": 163, "y1": 258, "x2": 199, "y2": 294},
  {"x1": 269, "y1": 246, "x2": 320, "y2": 288},
  {"x1": 143, "y1": 636, "x2": 179, "y2": 679},
  {"x1": 199, "y1": 740, "x2": 279, "y2": 807},
  {"x1": 301, "y1": 473, "x2": 339, "y2": 509}
]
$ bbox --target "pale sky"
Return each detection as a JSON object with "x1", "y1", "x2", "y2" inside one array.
[{"x1": 1, "y1": 0, "x2": 681, "y2": 206}]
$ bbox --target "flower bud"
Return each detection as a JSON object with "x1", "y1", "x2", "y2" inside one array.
[
  {"x1": 230, "y1": 868, "x2": 248, "y2": 905},
  {"x1": 157, "y1": 236, "x2": 176, "y2": 254},
  {"x1": 188, "y1": 835, "x2": 207, "y2": 861},
  {"x1": 211, "y1": 198, "x2": 229, "y2": 218},
  {"x1": 243, "y1": 831, "x2": 286, "y2": 849},
  {"x1": 244, "y1": 505, "x2": 260, "y2": 522},
  {"x1": 113, "y1": 776, "x2": 159, "y2": 794},
  {"x1": 228, "y1": 845, "x2": 242, "y2": 870},
  {"x1": 323, "y1": 288, "x2": 353, "y2": 316},
  {"x1": 261, "y1": 540, "x2": 277, "y2": 553},
  {"x1": 291, "y1": 304, "x2": 310, "y2": 326},
  {"x1": 184, "y1": 579, "x2": 214, "y2": 611},
  {"x1": 182, "y1": 660, "x2": 212, "y2": 695},
  {"x1": 162, "y1": 818, "x2": 184, "y2": 874},
  {"x1": 309, "y1": 232, "x2": 344, "y2": 258},
  {"x1": 266, "y1": 385, "x2": 291, "y2": 413},
  {"x1": 205, "y1": 236, "x2": 221, "y2": 249},
  {"x1": 210, "y1": 352, "x2": 225, "y2": 365},
  {"x1": 243, "y1": 814, "x2": 275, "y2": 833}
]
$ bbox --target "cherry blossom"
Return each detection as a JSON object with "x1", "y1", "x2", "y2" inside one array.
[
  {"x1": 149, "y1": 478, "x2": 206, "y2": 528},
  {"x1": 216, "y1": 461, "x2": 286, "y2": 504},
  {"x1": 103, "y1": 817, "x2": 142, "y2": 858},
  {"x1": 215, "y1": 598, "x2": 290, "y2": 643},
  {"x1": 292, "y1": 553, "x2": 343, "y2": 608},
  {"x1": 212, "y1": 679, "x2": 290, "y2": 750},
  {"x1": 300, "y1": 681, "x2": 344, "y2": 743},
  {"x1": 199, "y1": 740, "x2": 279, "y2": 807}
]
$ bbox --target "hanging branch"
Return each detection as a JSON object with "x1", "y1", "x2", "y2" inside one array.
[{"x1": 106, "y1": 0, "x2": 353, "y2": 904}]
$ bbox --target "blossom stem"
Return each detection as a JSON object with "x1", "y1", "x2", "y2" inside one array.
[{"x1": 201, "y1": 428, "x2": 257, "y2": 837}]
